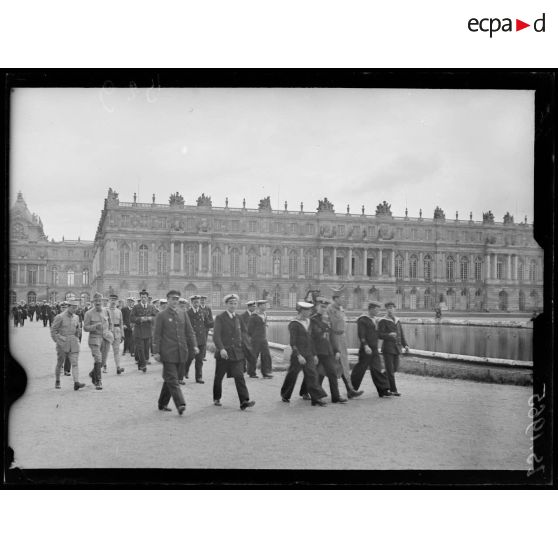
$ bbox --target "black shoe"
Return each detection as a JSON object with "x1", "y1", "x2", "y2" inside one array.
[
  {"x1": 102, "y1": 365, "x2": 107, "y2": 374},
  {"x1": 146, "y1": 360, "x2": 151, "y2": 365},
  {"x1": 64, "y1": 371, "x2": 71, "y2": 376},
  {"x1": 74, "y1": 382, "x2": 85, "y2": 391},
  {"x1": 158, "y1": 406, "x2": 172, "y2": 412},
  {"x1": 117, "y1": 367, "x2": 124, "y2": 375},
  {"x1": 178, "y1": 404, "x2": 186, "y2": 416},
  {"x1": 262, "y1": 374, "x2": 274, "y2": 379},
  {"x1": 281, "y1": 397, "x2": 290, "y2": 403},
  {"x1": 311, "y1": 399, "x2": 327, "y2": 407},
  {"x1": 196, "y1": 380, "x2": 205, "y2": 384},
  {"x1": 240, "y1": 400, "x2": 255, "y2": 410},
  {"x1": 379, "y1": 390, "x2": 393, "y2": 397},
  {"x1": 248, "y1": 375, "x2": 258, "y2": 378},
  {"x1": 332, "y1": 397, "x2": 348, "y2": 403},
  {"x1": 390, "y1": 391, "x2": 401, "y2": 396},
  {"x1": 178, "y1": 380, "x2": 186, "y2": 385},
  {"x1": 55, "y1": 380, "x2": 61, "y2": 389},
  {"x1": 96, "y1": 382, "x2": 103, "y2": 390},
  {"x1": 214, "y1": 400, "x2": 222, "y2": 406},
  {"x1": 301, "y1": 394, "x2": 311, "y2": 401},
  {"x1": 141, "y1": 367, "x2": 147, "y2": 373},
  {"x1": 89, "y1": 371, "x2": 96, "y2": 385},
  {"x1": 347, "y1": 389, "x2": 364, "y2": 399}
]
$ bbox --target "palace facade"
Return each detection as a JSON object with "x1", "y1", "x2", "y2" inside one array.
[{"x1": 10, "y1": 190, "x2": 543, "y2": 312}]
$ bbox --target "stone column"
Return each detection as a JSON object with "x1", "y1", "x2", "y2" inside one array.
[
  {"x1": 348, "y1": 248, "x2": 353, "y2": 277},
  {"x1": 378, "y1": 248, "x2": 383, "y2": 275},
  {"x1": 208, "y1": 242, "x2": 212, "y2": 273},
  {"x1": 180, "y1": 242, "x2": 184, "y2": 272},
  {"x1": 333, "y1": 247, "x2": 337, "y2": 275},
  {"x1": 507, "y1": 254, "x2": 512, "y2": 281},
  {"x1": 299, "y1": 247, "x2": 304, "y2": 276},
  {"x1": 224, "y1": 245, "x2": 230, "y2": 275},
  {"x1": 23, "y1": 264, "x2": 27, "y2": 285},
  {"x1": 170, "y1": 241, "x2": 175, "y2": 271},
  {"x1": 391, "y1": 250, "x2": 395, "y2": 277},
  {"x1": 404, "y1": 251, "x2": 409, "y2": 280},
  {"x1": 418, "y1": 252, "x2": 424, "y2": 279},
  {"x1": 319, "y1": 247, "x2": 324, "y2": 275},
  {"x1": 17, "y1": 264, "x2": 20, "y2": 284},
  {"x1": 363, "y1": 248, "x2": 368, "y2": 276},
  {"x1": 487, "y1": 254, "x2": 492, "y2": 280},
  {"x1": 513, "y1": 255, "x2": 518, "y2": 281},
  {"x1": 198, "y1": 242, "x2": 203, "y2": 273}
]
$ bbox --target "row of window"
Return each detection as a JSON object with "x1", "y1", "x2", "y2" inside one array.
[{"x1": 10, "y1": 267, "x2": 90, "y2": 286}]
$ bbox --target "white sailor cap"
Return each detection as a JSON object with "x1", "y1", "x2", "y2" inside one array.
[
  {"x1": 178, "y1": 298, "x2": 187, "y2": 303},
  {"x1": 246, "y1": 300, "x2": 256, "y2": 306},
  {"x1": 296, "y1": 301, "x2": 314, "y2": 310},
  {"x1": 256, "y1": 299, "x2": 268, "y2": 306},
  {"x1": 159, "y1": 298, "x2": 167, "y2": 304},
  {"x1": 190, "y1": 295, "x2": 201, "y2": 301},
  {"x1": 223, "y1": 293, "x2": 239, "y2": 304}
]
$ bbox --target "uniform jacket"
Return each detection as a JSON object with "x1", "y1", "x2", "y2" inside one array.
[
  {"x1": 121, "y1": 305, "x2": 133, "y2": 328},
  {"x1": 247, "y1": 312, "x2": 268, "y2": 343},
  {"x1": 153, "y1": 306, "x2": 197, "y2": 363},
  {"x1": 240, "y1": 310, "x2": 253, "y2": 330},
  {"x1": 108, "y1": 306, "x2": 123, "y2": 342},
  {"x1": 288, "y1": 319, "x2": 316, "y2": 360},
  {"x1": 83, "y1": 307, "x2": 111, "y2": 346},
  {"x1": 187, "y1": 307, "x2": 207, "y2": 346},
  {"x1": 50, "y1": 310, "x2": 82, "y2": 353},
  {"x1": 200, "y1": 305, "x2": 214, "y2": 331},
  {"x1": 213, "y1": 311, "x2": 246, "y2": 361},
  {"x1": 309, "y1": 314, "x2": 339, "y2": 357},
  {"x1": 378, "y1": 316, "x2": 408, "y2": 355},
  {"x1": 130, "y1": 302, "x2": 158, "y2": 339}
]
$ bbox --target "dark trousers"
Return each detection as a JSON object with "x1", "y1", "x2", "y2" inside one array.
[
  {"x1": 382, "y1": 352, "x2": 400, "y2": 392},
  {"x1": 281, "y1": 356, "x2": 327, "y2": 402},
  {"x1": 213, "y1": 358, "x2": 250, "y2": 404},
  {"x1": 299, "y1": 356, "x2": 342, "y2": 401},
  {"x1": 244, "y1": 346, "x2": 257, "y2": 376},
  {"x1": 123, "y1": 327, "x2": 134, "y2": 355},
  {"x1": 178, "y1": 362, "x2": 187, "y2": 381},
  {"x1": 158, "y1": 362, "x2": 186, "y2": 410},
  {"x1": 64, "y1": 355, "x2": 72, "y2": 373},
  {"x1": 13, "y1": 317, "x2": 18, "y2": 327},
  {"x1": 185, "y1": 344, "x2": 205, "y2": 380},
  {"x1": 135, "y1": 337, "x2": 151, "y2": 368},
  {"x1": 248, "y1": 339, "x2": 272, "y2": 376},
  {"x1": 351, "y1": 352, "x2": 391, "y2": 394},
  {"x1": 43, "y1": 318, "x2": 48, "y2": 327}
]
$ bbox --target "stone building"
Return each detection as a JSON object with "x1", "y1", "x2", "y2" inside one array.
[
  {"x1": 9, "y1": 192, "x2": 93, "y2": 305},
  {"x1": 86, "y1": 189, "x2": 543, "y2": 312}
]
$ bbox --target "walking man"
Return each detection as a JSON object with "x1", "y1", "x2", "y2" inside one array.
[
  {"x1": 351, "y1": 301, "x2": 392, "y2": 397},
  {"x1": 50, "y1": 298, "x2": 85, "y2": 391},
  {"x1": 185, "y1": 295, "x2": 208, "y2": 384},
  {"x1": 212, "y1": 294, "x2": 255, "y2": 410},
  {"x1": 280, "y1": 301, "x2": 328, "y2": 406},
  {"x1": 104, "y1": 294, "x2": 125, "y2": 374},
  {"x1": 83, "y1": 292, "x2": 112, "y2": 390},
  {"x1": 153, "y1": 290, "x2": 198, "y2": 415},
  {"x1": 131, "y1": 289, "x2": 157, "y2": 372},
  {"x1": 241, "y1": 301, "x2": 257, "y2": 377},
  {"x1": 247, "y1": 299, "x2": 273, "y2": 379},
  {"x1": 121, "y1": 296, "x2": 135, "y2": 357},
  {"x1": 327, "y1": 288, "x2": 363, "y2": 399},
  {"x1": 378, "y1": 302, "x2": 409, "y2": 396}
]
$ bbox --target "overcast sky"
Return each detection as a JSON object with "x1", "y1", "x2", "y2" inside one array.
[{"x1": 10, "y1": 87, "x2": 534, "y2": 241}]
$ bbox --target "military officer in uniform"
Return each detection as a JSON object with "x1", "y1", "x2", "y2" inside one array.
[
  {"x1": 351, "y1": 301, "x2": 393, "y2": 397},
  {"x1": 212, "y1": 294, "x2": 255, "y2": 410},
  {"x1": 130, "y1": 289, "x2": 158, "y2": 372},
  {"x1": 83, "y1": 292, "x2": 113, "y2": 390},
  {"x1": 241, "y1": 301, "x2": 257, "y2": 376},
  {"x1": 199, "y1": 295, "x2": 214, "y2": 333},
  {"x1": 247, "y1": 300, "x2": 273, "y2": 379},
  {"x1": 153, "y1": 290, "x2": 198, "y2": 415},
  {"x1": 104, "y1": 294, "x2": 125, "y2": 374},
  {"x1": 121, "y1": 296, "x2": 135, "y2": 357},
  {"x1": 185, "y1": 295, "x2": 208, "y2": 384},
  {"x1": 378, "y1": 302, "x2": 409, "y2": 396},
  {"x1": 280, "y1": 301, "x2": 328, "y2": 406},
  {"x1": 50, "y1": 298, "x2": 85, "y2": 391}
]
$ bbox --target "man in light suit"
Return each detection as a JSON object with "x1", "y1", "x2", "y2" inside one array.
[{"x1": 212, "y1": 294, "x2": 255, "y2": 410}]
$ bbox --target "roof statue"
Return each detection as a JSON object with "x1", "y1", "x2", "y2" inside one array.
[
  {"x1": 503, "y1": 211, "x2": 514, "y2": 225},
  {"x1": 317, "y1": 198, "x2": 334, "y2": 212},
  {"x1": 433, "y1": 206, "x2": 446, "y2": 220},
  {"x1": 482, "y1": 210, "x2": 495, "y2": 224},
  {"x1": 196, "y1": 193, "x2": 212, "y2": 207},
  {"x1": 375, "y1": 201, "x2": 392, "y2": 217},
  {"x1": 106, "y1": 187, "x2": 120, "y2": 208},
  {"x1": 170, "y1": 192, "x2": 185, "y2": 206},
  {"x1": 258, "y1": 196, "x2": 272, "y2": 212}
]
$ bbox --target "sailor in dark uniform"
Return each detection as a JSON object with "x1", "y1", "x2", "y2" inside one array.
[
  {"x1": 247, "y1": 300, "x2": 273, "y2": 379},
  {"x1": 240, "y1": 301, "x2": 257, "y2": 377},
  {"x1": 185, "y1": 295, "x2": 208, "y2": 384}
]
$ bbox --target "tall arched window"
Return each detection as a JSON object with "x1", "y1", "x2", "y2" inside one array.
[
  {"x1": 496, "y1": 257, "x2": 504, "y2": 280},
  {"x1": 446, "y1": 288, "x2": 456, "y2": 310},
  {"x1": 247, "y1": 284, "x2": 257, "y2": 302},
  {"x1": 67, "y1": 269, "x2": 75, "y2": 286},
  {"x1": 212, "y1": 284, "x2": 222, "y2": 307},
  {"x1": 212, "y1": 249, "x2": 223, "y2": 276},
  {"x1": 304, "y1": 252, "x2": 314, "y2": 277},
  {"x1": 474, "y1": 257, "x2": 483, "y2": 281},
  {"x1": 423, "y1": 288, "x2": 433, "y2": 309},
  {"x1": 288, "y1": 251, "x2": 298, "y2": 279},
  {"x1": 395, "y1": 287, "x2": 403, "y2": 309},
  {"x1": 474, "y1": 289, "x2": 483, "y2": 311},
  {"x1": 273, "y1": 251, "x2": 281, "y2": 277},
  {"x1": 272, "y1": 286, "x2": 281, "y2": 307},
  {"x1": 82, "y1": 268, "x2": 89, "y2": 285},
  {"x1": 460, "y1": 288, "x2": 470, "y2": 310},
  {"x1": 518, "y1": 290, "x2": 526, "y2": 311},
  {"x1": 460, "y1": 257, "x2": 469, "y2": 282},
  {"x1": 446, "y1": 256, "x2": 455, "y2": 282},
  {"x1": 423, "y1": 255, "x2": 432, "y2": 282},
  {"x1": 184, "y1": 245, "x2": 196, "y2": 276},
  {"x1": 288, "y1": 285, "x2": 297, "y2": 308},
  {"x1": 517, "y1": 259, "x2": 524, "y2": 281},
  {"x1": 138, "y1": 244, "x2": 148, "y2": 275},
  {"x1": 498, "y1": 290, "x2": 508, "y2": 311},
  {"x1": 247, "y1": 250, "x2": 258, "y2": 276},
  {"x1": 157, "y1": 247, "x2": 168, "y2": 274},
  {"x1": 120, "y1": 244, "x2": 130, "y2": 275},
  {"x1": 27, "y1": 291, "x2": 37, "y2": 304},
  {"x1": 9, "y1": 290, "x2": 16, "y2": 306},
  {"x1": 409, "y1": 255, "x2": 418, "y2": 279},
  {"x1": 395, "y1": 254, "x2": 403, "y2": 279},
  {"x1": 529, "y1": 260, "x2": 537, "y2": 282},
  {"x1": 409, "y1": 287, "x2": 417, "y2": 310},
  {"x1": 230, "y1": 248, "x2": 240, "y2": 277}
]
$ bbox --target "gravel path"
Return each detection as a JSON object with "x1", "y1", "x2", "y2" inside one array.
[{"x1": 8, "y1": 320, "x2": 532, "y2": 469}]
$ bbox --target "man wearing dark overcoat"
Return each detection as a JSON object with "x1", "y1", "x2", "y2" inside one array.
[
  {"x1": 247, "y1": 300, "x2": 273, "y2": 379},
  {"x1": 121, "y1": 296, "x2": 135, "y2": 357},
  {"x1": 185, "y1": 295, "x2": 207, "y2": 384},
  {"x1": 240, "y1": 301, "x2": 257, "y2": 377},
  {"x1": 130, "y1": 289, "x2": 158, "y2": 372},
  {"x1": 378, "y1": 302, "x2": 409, "y2": 396},
  {"x1": 280, "y1": 301, "x2": 328, "y2": 406},
  {"x1": 212, "y1": 294, "x2": 255, "y2": 410},
  {"x1": 153, "y1": 290, "x2": 198, "y2": 415},
  {"x1": 351, "y1": 301, "x2": 393, "y2": 397}
]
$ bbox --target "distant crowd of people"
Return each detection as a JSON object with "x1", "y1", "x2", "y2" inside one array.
[{"x1": 15, "y1": 288, "x2": 410, "y2": 416}]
